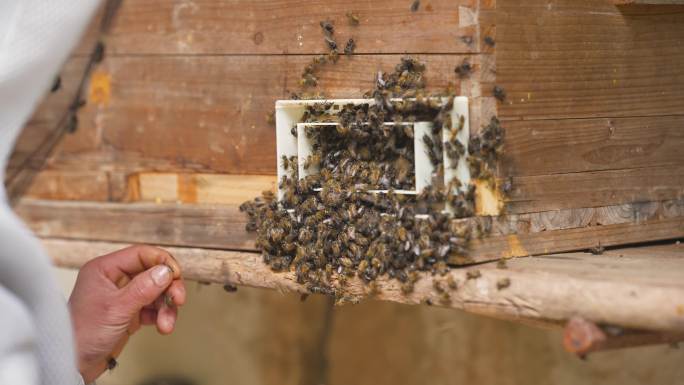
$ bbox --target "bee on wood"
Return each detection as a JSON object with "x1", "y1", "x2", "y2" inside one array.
[
  {"x1": 433, "y1": 280, "x2": 445, "y2": 293},
  {"x1": 493, "y1": 85, "x2": 506, "y2": 102},
  {"x1": 466, "y1": 269, "x2": 481, "y2": 280},
  {"x1": 410, "y1": 0, "x2": 420, "y2": 12},
  {"x1": 346, "y1": 12, "x2": 360, "y2": 26},
  {"x1": 496, "y1": 259, "x2": 508, "y2": 269},
  {"x1": 367, "y1": 280, "x2": 380, "y2": 296},
  {"x1": 328, "y1": 48, "x2": 340, "y2": 63},
  {"x1": 320, "y1": 20, "x2": 334, "y2": 36},
  {"x1": 501, "y1": 177, "x2": 513, "y2": 195},
  {"x1": 484, "y1": 36, "x2": 496, "y2": 47},
  {"x1": 455, "y1": 59, "x2": 472, "y2": 78},
  {"x1": 590, "y1": 242, "x2": 605, "y2": 255},
  {"x1": 496, "y1": 277, "x2": 510, "y2": 290},
  {"x1": 460, "y1": 35, "x2": 474, "y2": 46},
  {"x1": 93, "y1": 41, "x2": 106, "y2": 64},
  {"x1": 51, "y1": 76, "x2": 62, "y2": 93},
  {"x1": 401, "y1": 281, "x2": 415, "y2": 294},
  {"x1": 446, "y1": 275, "x2": 458, "y2": 290},
  {"x1": 223, "y1": 283, "x2": 238, "y2": 293},
  {"x1": 344, "y1": 38, "x2": 356, "y2": 56},
  {"x1": 325, "y1": 35, "x2": 337, "y2": 50}
]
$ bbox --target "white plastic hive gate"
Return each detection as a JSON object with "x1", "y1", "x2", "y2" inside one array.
[{"x1": 275, "y1": 97, "x2": 470, "y2": 211}]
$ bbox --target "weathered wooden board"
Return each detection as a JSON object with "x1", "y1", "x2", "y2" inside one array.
[
  {"x1": 17, "y1": 199, "x2": 256, "y2": 251},
  {"x1": 501, "y1": 115, "x2": 684, "y2": 177},
  {"x1": 506, "y1": 165, "x2": 684, "y2": 213},
  {"x1": 497, "y1": 0, "x2": 684, "y2": 120},
  {"x1": 16, "y1": 198, "x2": 684, "y2": 263},
  {"x1": 78, "y1": 0, "x2": 489, "y2": 56},
  {"x1": 42, "y1": 238, "x2": 684, "y2": 332},
  {"x1": 611, "y1": 0, "x2": 684, "y2": 4}
]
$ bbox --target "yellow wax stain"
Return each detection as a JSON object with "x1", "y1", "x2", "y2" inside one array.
[
  {"x1": 506, "y1": 235, "x2": 528, "y2": 258},
  {"x1": 89, "y1": 71, "x2": 111, "y2": 106},
  {"x1": 178, "y1": 174, "x2": 198, "y2": 203},
  {"x1": 475, "y1": 179, "x2": 503, "y2": 216}
]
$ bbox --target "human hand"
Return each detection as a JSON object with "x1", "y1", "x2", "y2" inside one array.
[{"x1": 68, "y1": 245, "x2": 186, "y2": 383}]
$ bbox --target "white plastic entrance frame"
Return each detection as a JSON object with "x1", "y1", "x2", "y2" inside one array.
[{"x1": 275, "y1": 97, "x2": 470, "y2": 205}]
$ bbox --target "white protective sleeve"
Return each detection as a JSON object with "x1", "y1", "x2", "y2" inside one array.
[{"x1": 0, "y1": 1, "x2": 102, "y2": 385}]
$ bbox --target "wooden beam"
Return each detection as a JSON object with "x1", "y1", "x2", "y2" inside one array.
[
  {"x1": 42, "y1": 238, "x2": 684, "y2": 333},
  {"x1": 15, "y1": 198, "x2": 684, "y2": 263}
]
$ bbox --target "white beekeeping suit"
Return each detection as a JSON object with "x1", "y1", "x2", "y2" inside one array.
[{"x1": 0, "y1": 1, "x2": 101, "y2": 384}]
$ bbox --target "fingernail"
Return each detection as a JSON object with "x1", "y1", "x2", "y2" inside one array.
[{"x1": 151, "y1": 265, "x2": 172, "y2": 287}]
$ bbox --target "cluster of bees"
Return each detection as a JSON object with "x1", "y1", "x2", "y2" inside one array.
[{"x1": 241, "y1": 20, "x2": 507, "y2": 303}]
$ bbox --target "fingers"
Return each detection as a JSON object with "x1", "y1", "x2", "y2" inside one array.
[
  {"x1": 140, "y1": 308, "x2": 158, "y2": 325},
  {"x1": 118, "y1": 264, "x2": 174, "y2": 316},
  {"x1": 97, "y1": 245, "x2": 182, "y2": 285},
  {"x1": 156, "y1": 301, "x2": 178, "y2": 335},
  {"x1": 166, "y1": 279, "x2": 187, "y2": 307}
]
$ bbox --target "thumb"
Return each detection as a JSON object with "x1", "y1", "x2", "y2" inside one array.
[{"x1": 118, "y1": 264, "x2": 173, "y2": 315}]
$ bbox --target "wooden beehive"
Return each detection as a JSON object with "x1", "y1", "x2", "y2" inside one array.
[{"x1": 6, "y1": 0, "x2": 684, "y2": 343}]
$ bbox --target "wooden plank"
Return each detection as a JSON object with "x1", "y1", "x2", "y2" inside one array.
[
  {"x1": 15, "y1": 199, "x2": 684, "y2": 263},
  {"x1": 16, "y1": 199, "x2": 256, "y2": 251},
  {"x1": 83, "y1": 0, "x2": 483, "y2": 55},
  {"x1": 501, "y1": 116, "x2": 684, "y2": 177},
  {"x1": 6, "y1": 123, "x2": 55, "y2": 173},
  {"x1": 137, "y1": 173, "x2": 276, "y2": 205},
  {"x1": 497, "y1": 0, "x2": 684, "y2": 120},
  {"x1": 505, "y1": 165, "x2": 684, "y2": 213},
  {"x1": 19, "y1": 170, "x2": 111, "y2": 202},
  {"x1": 611, "y1": 0, "x2": 684, "y2": 4},
  {"x1": 41, "y1": 238, "x2": 684, "y2": 332},
  {"x1": 471, "y1": 216, "x2": 684, "y2": 260}
]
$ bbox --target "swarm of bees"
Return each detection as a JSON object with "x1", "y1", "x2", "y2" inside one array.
[{"x1": 242, "y1": 51, "x2": 507, "y2": 303}]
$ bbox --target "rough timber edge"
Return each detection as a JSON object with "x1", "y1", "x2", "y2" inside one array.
[{"x1": 43, "y1": 238, "x2": 684, "y2": 334}]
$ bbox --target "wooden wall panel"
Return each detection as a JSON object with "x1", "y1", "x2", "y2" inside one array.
[
  {"x1": 51, "y1": 54, "x2": 470, "y2": 176},
  {"x1": 8, "y1": 0, "x2": 684, "y2": 257},
  {"x1": 497, "y1": 0, "x2": 684, "y2": 120}
]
